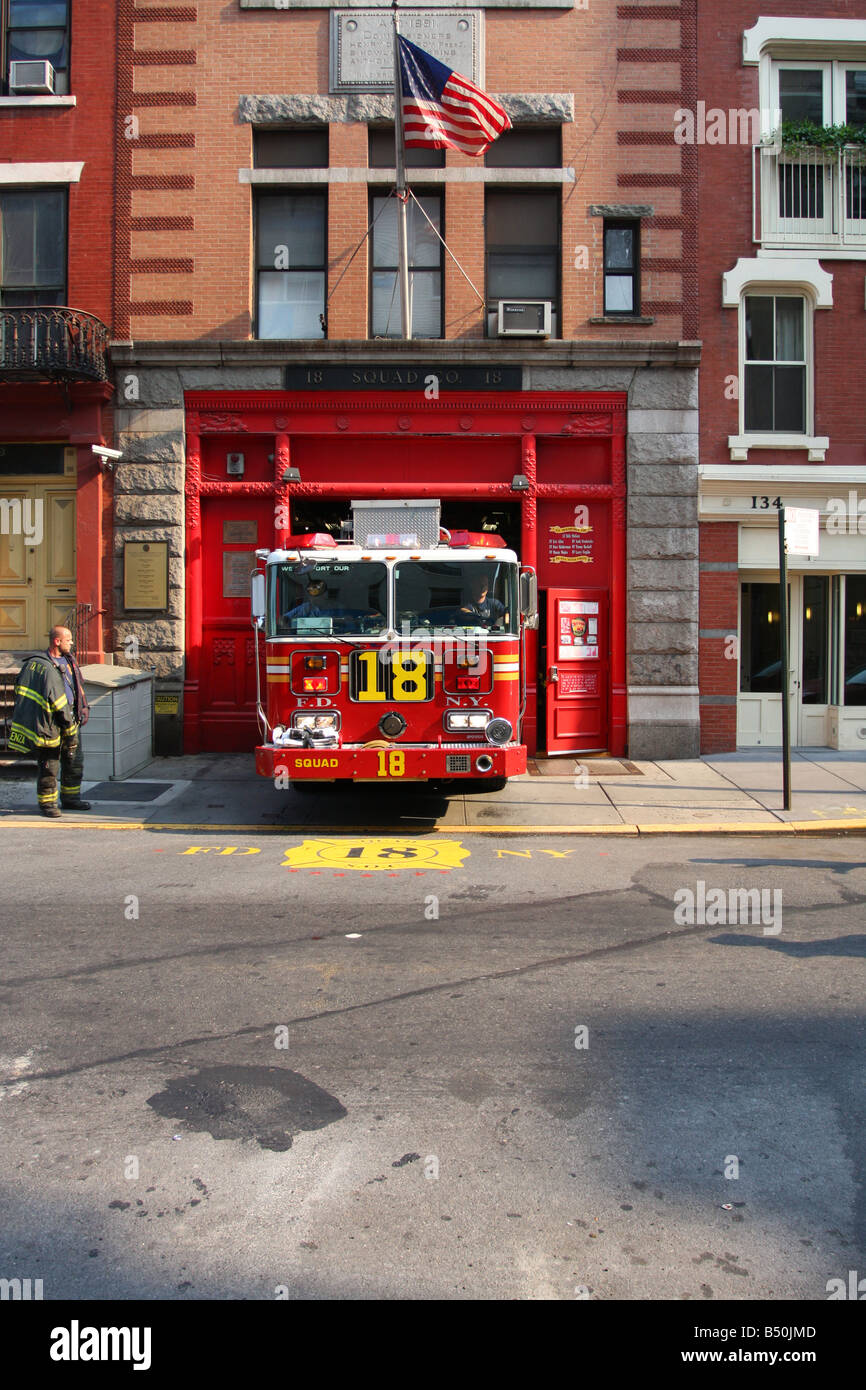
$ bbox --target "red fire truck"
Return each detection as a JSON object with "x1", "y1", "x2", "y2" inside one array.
[{"x1": 251, "y1": 500, "x2": 537, "y2": 788}]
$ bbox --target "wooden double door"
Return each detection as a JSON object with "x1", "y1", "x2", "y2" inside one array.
[{"x1": 0, "y1": 468, "x2": 77, "y2": 651}]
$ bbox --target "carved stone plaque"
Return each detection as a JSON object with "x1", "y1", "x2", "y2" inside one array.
[{"x1": 330, "y1": 10, "x2": 482, "y2": 93}]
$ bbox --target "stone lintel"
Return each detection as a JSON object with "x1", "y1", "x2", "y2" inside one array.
[
  {"x1": 238, "y1": 93, "x2": 574, "y2": 125},
  {"x1": 588, "y1": 204, "x2": 654, "y2": 219}
]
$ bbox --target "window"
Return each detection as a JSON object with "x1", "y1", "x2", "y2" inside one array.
[
  {"x1": 740, "y1": 582, "x2": 782, "y2": 694},
  {"x1": 253, "y1": 128, "x2": 328, "y2": 169},
  {"x1": 4, "y1": 0, "x2": 69, "y2": 95},
  {"x1": 0, "y1": 188, "x2": 66, "y2": 305},
  {"x1": 368, "y1": 127, "x2": 444, "y2": 169},
  {"x1": 743, "y1": 294, "x2": 806, "y2": 433},
  {"x1": 603, "y1": 220, "x2": 639, "y2": 315},
  {"x1": 484, "y1": 127, "x2": 561, "y2": 168},
  {"x1": 485, "y1": 189, "x2": 559, "y2": 336},
  {"x1": 763, "y1": 59, "x2": 866, "y2": 245},
  {"x1": 255, "y1": 193, "x2": 325, "y2": 339},
  {"x1": 844, "y1": 576, "x2": 866, "y2": 707},
  {"x1": 773, "y1": 60, "x2": 866, "y2": 130},
  {"x1": 370, "y1": 194, "x2": 442, "y2": 338}
]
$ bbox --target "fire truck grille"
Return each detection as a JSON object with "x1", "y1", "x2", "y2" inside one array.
[{"x1": 446, "y1": 755, "x2": 472, "y2": 773}]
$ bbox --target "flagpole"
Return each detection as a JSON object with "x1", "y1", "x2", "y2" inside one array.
[{"x1": 392, "y1": 2, "x2": 412, "y2": 340}]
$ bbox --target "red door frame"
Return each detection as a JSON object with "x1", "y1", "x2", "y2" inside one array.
[
  {"x1": 0, "y1": 380, "x2": 113, "y2": 663},
  {"x1": 183, "y1": 391, "x2": 627, "y2": 756}
]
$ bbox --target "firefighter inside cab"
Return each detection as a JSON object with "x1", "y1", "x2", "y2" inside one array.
[{"x1": 252, "y1": 500, "x2": 537, "y2": 789}]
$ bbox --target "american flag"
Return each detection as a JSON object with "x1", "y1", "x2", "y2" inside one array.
[{"x1": 398, "y1": 35, "x2": 511, "y2": 157}]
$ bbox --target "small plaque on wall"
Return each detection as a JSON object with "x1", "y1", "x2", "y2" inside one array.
[
  {"x1": 124, "y1": 541, "x2": 169, "y2": 611},
  {"x1": 223, "y1": 550, "x2": 257, "y2": 598},
  {"x1": 223, "y1": 519, "x2": 258, "y2": 544}
]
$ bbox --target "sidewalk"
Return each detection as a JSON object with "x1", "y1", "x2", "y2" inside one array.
[{"x1": 2, "y1": 747, "x2": 866, "y2": 835}]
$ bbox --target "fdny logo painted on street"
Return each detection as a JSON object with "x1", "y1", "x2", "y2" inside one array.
[{"x1": 281, "y1": 838, "x2": 470, "y2": 873}]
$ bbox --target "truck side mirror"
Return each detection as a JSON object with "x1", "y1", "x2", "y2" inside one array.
[
  {"x1": 519, "y1": 569, "x2": 538, "y2": 629},
  {"x1": 251, "y1": 571, "x2": 266, "y2": 625}
]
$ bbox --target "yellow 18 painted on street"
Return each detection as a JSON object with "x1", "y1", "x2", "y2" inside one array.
[{"x1": 281, "y1": 838, "x2": 470, "y2": 872}]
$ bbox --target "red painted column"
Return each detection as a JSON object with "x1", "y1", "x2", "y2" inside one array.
[
  {"x1": 183, "y1": 422, "x2": 202, "y2": 752},
  {"x1": 74, "y1": 444, "x2": 104, "y2": 663},
  {"x1": 609, "y1": 421, "x2": 627, "y2": 756},
  {"x1": 274, "y1": 434, "x2": 290, "y2": 548},
  {"x1": 520, "y1": 434, "x2": 539, "y2": 756}
]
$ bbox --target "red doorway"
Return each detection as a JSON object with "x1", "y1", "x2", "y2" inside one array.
[
  {"x1": 198, "y1": 494, "x2": 270, "y2": 751},
  {"x1": 545, "y1": 589, "x2": 609, "y2": 753},
  {"x1": 183, "y1": 391, "x2": 628, "y2": 758}
]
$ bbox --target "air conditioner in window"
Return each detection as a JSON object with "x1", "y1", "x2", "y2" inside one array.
[
  {"x1": 9, "y1": 60, "x2": 55, "y2": 95},
  {"x1": 497, "y1": 300, "x2": 552, "y2": 337}
]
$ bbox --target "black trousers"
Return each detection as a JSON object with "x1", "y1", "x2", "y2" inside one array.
[{"x1": 36, "y1": 732, "x2": 84, "y2": 808}]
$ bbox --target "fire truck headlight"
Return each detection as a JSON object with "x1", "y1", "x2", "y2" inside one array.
[
  {"x1": 485, "y1": 717, "x2": 513, "y2": 745},
  {"x1": 292, "y1": 712, "x2": 341, "y2": 734},
  {"x1": 444, "y1": 711, "x2": 490, "y2": 732}
]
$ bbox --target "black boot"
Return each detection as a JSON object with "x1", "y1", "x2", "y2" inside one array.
[
  {"x1": 61, "y1": 798, "x2": 92, "y2": 811},
  {"x1": 40, "y1": 804, "x2": 62, "y2": 818}
]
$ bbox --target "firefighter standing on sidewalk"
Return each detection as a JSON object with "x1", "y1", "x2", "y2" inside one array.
[{"x1": 9, "y1": 626, "x2": 92, "y2": 818}]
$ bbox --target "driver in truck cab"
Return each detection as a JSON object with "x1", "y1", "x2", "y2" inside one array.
[
  {"x1": 284, "y1": 573, "x2": 337, "y2": 621},
  {"x1": 460, "y1": 573, "x2": 508, "y2": 629}
]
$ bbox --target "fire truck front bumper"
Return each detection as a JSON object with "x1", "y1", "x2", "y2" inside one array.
[{"x1": 256, "y1": 743, "x2": 526, "y2": 781}]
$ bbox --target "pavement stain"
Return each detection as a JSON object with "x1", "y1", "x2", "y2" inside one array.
[{"x1": 146, "y1": 1064, "x2": 348, "y2": 1153}]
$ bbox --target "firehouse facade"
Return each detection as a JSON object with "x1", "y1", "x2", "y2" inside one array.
[{"x1": 102, "y1": 0, "x2": 703, "y2": 761}]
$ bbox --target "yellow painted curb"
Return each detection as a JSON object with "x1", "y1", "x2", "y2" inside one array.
[
  {"x1": 1, "y1": 817, "x2": 865, "y2": 836},
  {"x1": 635, "y1": 820, "x2": 794, "y2": 835}
]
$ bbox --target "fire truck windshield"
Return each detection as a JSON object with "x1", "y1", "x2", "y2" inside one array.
[
  {"x1": 273, "y1": 561, "x2": 388, "y2": 636},
  {"x1": 394, "y1": 560, "x2": 517, "y2": 635}
]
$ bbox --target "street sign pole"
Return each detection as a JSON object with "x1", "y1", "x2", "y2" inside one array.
[{"x1": 778, "y1": 506, "x2": 791, "y2": 811}]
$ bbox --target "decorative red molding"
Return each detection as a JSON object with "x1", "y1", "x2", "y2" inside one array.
[
  {"x1": 132, "y1": 216, "x2": 194, "y2": 231},
  {"x1": 133, "y1": 5, "x2": 198, "y2": 19},
  {"x1": 617, "y1": 4, "x2": 681, "y2": 15},
  {"x1": 618, "y1": 90, "x2": 681, "y2": 103},
  {"x1": 618, "y1": 173, "x2": 684, "y2": 186},
  {"x1": 617, "y1": 49, "x2": 681, "y2": 62},
  {"x1": 618, "y1": 131, "x2": 678, "y2": 145},
  {"x1": 132, "y1": 174, "x2": 195, "y2": 190},
  {"x1": 130, "y1": 300, "x2": 194, "y2": 314},
  {"x1": 131, "y1": 50, "x2": 196, "y2": 65},
  {"x1": 131, "y1": 91, "x2": 196, "y2": 106},
  {"x1": 136, "y1": 133, "x2": 196, "y2": 148},
  {"x1": 130, "y1": 258, "x2": 194, "y2": 273}
]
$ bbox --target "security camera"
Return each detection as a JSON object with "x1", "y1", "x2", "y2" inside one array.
[{"x1": 92, "y1": 445, "x2": 123, "y2": 460}]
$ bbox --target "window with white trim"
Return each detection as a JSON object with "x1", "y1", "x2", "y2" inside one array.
[
  {"x1": 255, "y1": 193, "x2": 326, "y2": 340},
  {"x1": 742, "y1": 293, "x2": 807, "y2": 434},
  {"x1": 370, "y1": 193, "x2": 443, "y2": 339},
  {"x1": 758, "y1": 57, "x2": 866, "y2": 248},
  {"x1": 3, "y1": 0, "x2": 70, "y2": 96}
]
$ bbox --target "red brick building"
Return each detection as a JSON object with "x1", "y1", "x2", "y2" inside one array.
[
  {"x1": 696, "y1": 3, "x2": 866, "y2": 752},
  {"x1": 0, "y1": 0, "x2": 116, "y2": 666},
  {"x1": 104, "y1": 0, "x2": 707, "y2": 760}
]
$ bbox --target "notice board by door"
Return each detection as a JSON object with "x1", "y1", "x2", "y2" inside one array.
[{"x1": 545, "y1": 588, "x2": 609, "y2": 754}]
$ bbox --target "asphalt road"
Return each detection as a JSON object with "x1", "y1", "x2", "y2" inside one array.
[{"x1": 1, "y1": 826, "x2": 864, "y2": 1301}]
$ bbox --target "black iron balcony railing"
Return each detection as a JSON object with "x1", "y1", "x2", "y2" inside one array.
[{"x1": 0, "y1": 307, "x2": 110, "y2": 382}]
